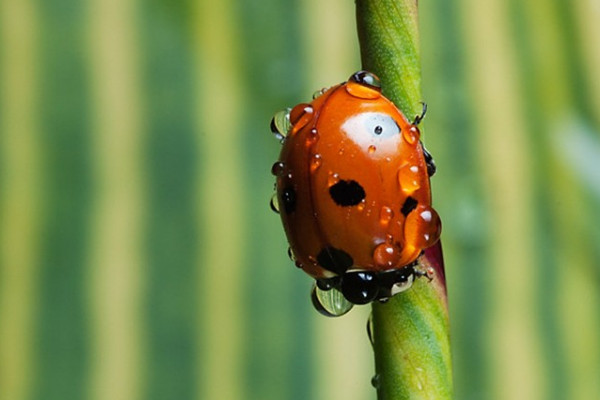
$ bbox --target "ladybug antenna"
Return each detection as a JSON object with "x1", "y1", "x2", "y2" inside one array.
[{"x1": 412, "y1": 102, "x2": 428, "y2": 125}]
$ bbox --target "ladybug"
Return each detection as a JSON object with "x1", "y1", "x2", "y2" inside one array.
[{"x1": 270, "y1": 71, "x2": 441, "y2": 316}]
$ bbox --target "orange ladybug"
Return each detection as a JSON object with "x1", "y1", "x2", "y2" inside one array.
[{"x1": 270, "y1": 71, "x2": 441, "y2": 315}]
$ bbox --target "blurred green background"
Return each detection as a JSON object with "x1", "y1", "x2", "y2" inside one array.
[{"x1": 1, "y1": 0, "x2": 599, "y2": 399}]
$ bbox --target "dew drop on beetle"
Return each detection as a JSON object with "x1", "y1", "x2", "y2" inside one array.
[
  {"x1": 404, "y1": 205, "x2": 441, "y2": 250},
  {"x1": 306, "y1": 128, "x2": 319, "y2": 146},
  {"x1": 271, "y1": 161, "x2": 285, "y2": 177},
  {"x1": 270, "y1": 108, "x2": 292, "y2": 141},
  {"x1": 311, "y1": 284, "x2": 353, "y2": 317},
  {"x1": 349, "y1": 70, "x2": 381, "y2": 89},
  {"x1": 373, "y1": 242, "x2": 402, "y2": 268},
  {"x1": 398, "y1": 164, "x2": 421, "y2": 194},
  {"x1": 269, "y1": 193, "x2": 280, "y2": 214},
  {"x1": 289, "y1": 103, "x2": 314, "y2": 132},
  {"x1": 287, "y1": 247, "x2": 296, "y2": 262},
  {"x1": 379, "y1": 206, "x2": 394, "y2": 226},
  {"x1": 403, "y1": 126, "x2": 420, "y2": 144},
  {"x1": 310, "y1": 154, "x2": 322, "y2": 173}
]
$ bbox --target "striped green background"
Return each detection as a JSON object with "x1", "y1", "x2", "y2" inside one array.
[{"x1": 1, "y1": 0, "x2": 599, "y2": 399}]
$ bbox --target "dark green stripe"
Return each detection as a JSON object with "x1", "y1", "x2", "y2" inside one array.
[
  {"x1": 421, "y1": 1, "x2": 491, "y2": 398},
  {"x1": 140, "y1": 5, "x2": 199, "y2": 399},
  {"x1": 235, "y1": 0, "x2": 314, "y2": 399},
  {"x1": 553, "y1": 0, "x2": 597, "y2": 123},
  {"x1": 552, "y1": 0, "x2": 600, "y2": 285},
  {"x1": 31, "y1": 1, "x2": 92, "y2": 399}
]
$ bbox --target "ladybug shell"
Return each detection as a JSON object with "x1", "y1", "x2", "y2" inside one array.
[{"x1": 275, "y1": 77, "x2": 441, "y2": 279}]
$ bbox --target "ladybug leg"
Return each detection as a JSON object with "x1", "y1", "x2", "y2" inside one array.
[
  {"x1": 376, "y1": 265, "x2": 417, "y2": 301},
  {"x1": 422, "y1": 145, "x2": 437, "y2": 177},
  {"x1": 412, "y1": 102, "x2": 428, "y2": 125},
  {"x1": 414, "y1": 264, "x2": 435, "y2": 282}
]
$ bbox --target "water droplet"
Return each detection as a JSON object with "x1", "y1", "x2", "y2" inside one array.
[
  {"x1": 403, "y1": 126, "x2": 420, "y2": 144},
  {"x1": 306, "y1": 128, "x2": 319, "y2": 146},
  {"x1": 371, "y1": 374, "x2": 381, "y2": 389},
  {"x1": 345, "y1": 83, "x2": 381, "y2": 99},
  {"x1": 327, "y1": 172, "x2": 340, "y2": 186},
  {"x1": 404, "y1": 205, "x2": 442, "y2": 249},
  {"x1": 398, "y1": 164, "x2": 421, "y2": 194},
  {"x1": 366, "y1": 313, "x2": 375, "y2": 346},
  {"x1": 310, "y1": 154, "x2": 322, "y2": 173},
  {"x1": 379, "y1": 206, "x2": 394, "y2": 226},
  {"x1": 338, "y1": 147, "x2": 345, "y2": 156},
  {"x1": 311, "y1": 284, "x2": 353, "y2": 317},
  {"x1": 357, "y1": 199, "x2": 366, "y2": 212},
  {"x1": 312, "y1": 87, "x2": 328, "y2": 99},
  {"x1": 270, "y1": 108, "x2": 291, "y2": 140},
  {"x1": 289, "y1": 103, "x2": 314, "y2": 132},
  {"x1": 373, "y1": 242, "x2": 402, "y2": 268},
  {"x1": 368, "y1": 145, "x2": 376, "y2": 154},
  {"x1": 287, "y1": 247, "x2": 296, "y2": 262},
  {"x1": 346, "y1": 71, "x2": 381, "y2": 99},
  {"x1": 288, "y1": 248, "x2": 304, "y2": 269},
  {"x1": 349, "y1": 71, "x2": 381, "y2": 89},
  {"x1": 269, "y1": 193, "x2": 280, "y2": 213},
  {"x1": 271, "y1": 161, "x2": 285, "y2": 176}
]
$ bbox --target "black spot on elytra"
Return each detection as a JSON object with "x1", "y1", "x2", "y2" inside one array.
[
  {"x1": 329, "y1": 180, "x2": 366, "y2": 206},
  {"x1": 317, "y1": 247, "x2": 353, "y2": 274},
  {"x1": 401, "y1": 196, "x2": 418, "y2": 216},
  {"x1": 282, "y1": 186, "x2": 296, "y2": 214}
]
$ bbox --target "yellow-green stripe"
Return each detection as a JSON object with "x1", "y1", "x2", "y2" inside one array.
[
  {"x1": 0, "y1": 1, "x2": 40, "y2": 399},
  {"x1": 195, "y1": 0, "x2": 246, "y2": 398},
  {"x1": 86, "y1": 0, "x2": 145, "y2": 398}
]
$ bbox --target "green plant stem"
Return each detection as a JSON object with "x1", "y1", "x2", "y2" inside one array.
[
  {"x1": 356, "y1": 0, "x2": 422, "y2": 117},
  {"x1": 356, "y1": 1, "x2": 453, "y2": 399}
]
